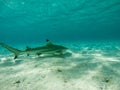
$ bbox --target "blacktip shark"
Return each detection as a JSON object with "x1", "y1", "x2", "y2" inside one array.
[{"x1": 0, "y1": 39, "x2": 68, "y2": 59}]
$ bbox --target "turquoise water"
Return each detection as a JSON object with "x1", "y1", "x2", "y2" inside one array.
[
  {"x1": 0, "y1": 0, "x2": 120, "y2": 43},
  {"x1": 0, "y1": 0, "x2": 120, "y2": 90}
]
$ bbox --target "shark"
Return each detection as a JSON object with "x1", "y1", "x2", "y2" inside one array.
[{"x1": 0, "y1": 40, "x2": 68, "y2": 59}]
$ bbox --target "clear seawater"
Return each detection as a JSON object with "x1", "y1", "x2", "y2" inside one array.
[{"x1": 0, "y1": 0, "x2": 120, "y2": 90}]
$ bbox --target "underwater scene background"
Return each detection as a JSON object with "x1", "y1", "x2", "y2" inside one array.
[{"x1": 0, "y1": 0, "x2": 120, "y2": 90}]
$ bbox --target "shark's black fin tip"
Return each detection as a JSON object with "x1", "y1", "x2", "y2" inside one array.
[
  {"x1": 14, "y1": 55, "x2": 18, "y2": 59},
  {"x1": 46, "y1": 39, "x2": 50, "y2": 42}
]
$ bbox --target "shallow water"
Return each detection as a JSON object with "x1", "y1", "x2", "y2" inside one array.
[{"x1": 0, "y1": 0, "x2": 120, "y2": 90}]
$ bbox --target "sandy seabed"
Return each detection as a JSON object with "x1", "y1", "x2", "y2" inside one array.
[{"x1": 0, "y1": 42, "x2": 120, "y2": 90}]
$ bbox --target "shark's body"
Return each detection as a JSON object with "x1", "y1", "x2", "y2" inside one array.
[{"x1": 0, "y1": 41, "x2": 68, "y2": 59}]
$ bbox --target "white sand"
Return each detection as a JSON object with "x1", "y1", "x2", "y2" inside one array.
[{"x1": 0, "y1": 43, "x2": 120, "y2": 90}]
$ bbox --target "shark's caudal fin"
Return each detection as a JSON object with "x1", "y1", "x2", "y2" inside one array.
[{"x1": 0, "y1": 43, "x2": 22, "y2": 59}]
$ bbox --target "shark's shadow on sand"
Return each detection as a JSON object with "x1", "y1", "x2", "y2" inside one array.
[{"x1": 37, "y1": 52, "x2": 72, "y2": 59}]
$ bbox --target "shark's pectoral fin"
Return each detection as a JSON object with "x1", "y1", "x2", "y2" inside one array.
[
  {"x1": 14, "y1": 55, "x2": 18, "y2": 59},
  {"x1": 36, "y1": 53, "x2": 42, "y2": 56},
  {"x1": 27, "y1": 53, "x2": 29, "y2": 56}
]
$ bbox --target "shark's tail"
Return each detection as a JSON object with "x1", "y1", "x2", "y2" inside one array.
[{"x1": 0, "y1": 43, "x2": 22, "y2": 59}]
